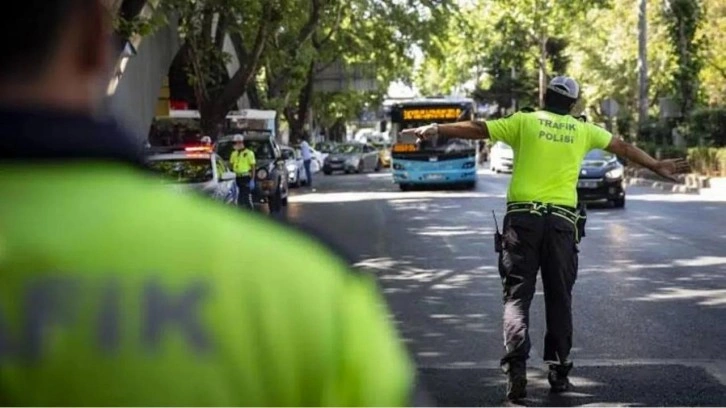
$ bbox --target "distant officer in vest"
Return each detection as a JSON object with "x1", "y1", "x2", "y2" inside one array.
[
  {"x1": 402, "y1": 76, "x2": 690, "y2": 402},
  {"x1": 0, "y1": 0, "x2": 415, "y2": 405},
  {"x1": 229, "y1": 134, "x2": 256, "y2": 209}
]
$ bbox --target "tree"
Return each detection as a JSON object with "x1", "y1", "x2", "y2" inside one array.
[
  {"x1": 699, "y1": 0, "x2": 726, "y2": 105},
  {"x1": 567, "y1": 0, "x2": 678, "y2": 135},
  {"x1": 261, "y1": 0, "x2": 457, "y2": 142},
  {"x1": 417, "y1": 0, "x2": 583, "y2": 111},
  {"x1": 163, "y1": 0, "x2": 283, "y2": 134},
  {"x1": 662, "y1": 0, "x2": 704, "y2": 117}
]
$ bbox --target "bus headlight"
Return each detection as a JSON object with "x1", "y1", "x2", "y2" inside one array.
[{"x1": 605, "y1": 167, "x2": 624, "y2": 180}]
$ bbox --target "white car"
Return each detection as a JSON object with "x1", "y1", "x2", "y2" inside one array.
[
  {"x1": 490, "y1": 141, "x2": 514, "y2": 173},
  {"x1": 294, "y1": 144, "x2": 323, "y2": 173},
  {"x1": 281, "y1": 146, "x2": 308, "y2": 187}
]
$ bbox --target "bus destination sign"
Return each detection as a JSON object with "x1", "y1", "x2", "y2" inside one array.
[{"x1": 402, "y1": 107, "x2": 461, "y2": 121}]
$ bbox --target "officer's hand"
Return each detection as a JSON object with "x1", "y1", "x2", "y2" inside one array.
[
  {"x1": 399, "y1": 124, "x2": 438, "y2": 140},
  {"x1": 653, "y1": 158, "x2": 691, "y2": 182}
]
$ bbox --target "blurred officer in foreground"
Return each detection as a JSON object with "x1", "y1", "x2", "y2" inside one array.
[
  {"x1": 0, "y1": 0, "x2": 414, "y2": 405},
  {"x1": 402, "y1": 76, "x2": 690, "y2": 402}
]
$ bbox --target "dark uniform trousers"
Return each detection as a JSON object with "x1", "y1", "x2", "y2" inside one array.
[
  {"x1": 236, "y1": 175, "x2": 254, "y2": 210},
  {"x1": 499, "y1": 211, "x2": 578, "y2": 370}
]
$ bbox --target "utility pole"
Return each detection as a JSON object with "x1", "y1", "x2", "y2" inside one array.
[
  {"x1": 511, "y1": 66, "x2": 517, "y2": 113},
  {"x1": 637, "y1": 0, "x2": 649, "y2": 131}
]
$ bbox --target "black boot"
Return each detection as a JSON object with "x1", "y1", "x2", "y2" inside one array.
[
  {"x1": 547, "y1": 363, "x2": 573, "y2": 393},
  {"x1": 503, "y1": 360, "x2": 527, "y2": 401}
]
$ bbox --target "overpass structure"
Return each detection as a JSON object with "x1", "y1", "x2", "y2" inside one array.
[{"x1": 105, "y1": 0, "x2": 180, "y2": 143}]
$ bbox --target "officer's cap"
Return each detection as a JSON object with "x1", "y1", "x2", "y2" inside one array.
[
  {"x1": 232, "y1": 134, "x2": 245, "y2": 143},
  {"x1": 548, "y1": 76, "x2": 580, "y2": 99}
]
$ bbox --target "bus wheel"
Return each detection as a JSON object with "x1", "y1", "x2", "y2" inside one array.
[
  {"x1": 399, "y1": 183, "x2": 410, "y2": 191},
  {"x1": 464, "y1": 181, "x2": 477, "y2": 190}
]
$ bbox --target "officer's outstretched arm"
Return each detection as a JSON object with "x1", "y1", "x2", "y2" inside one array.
[
  {"x1": 438, "y1": 121, "x2": 490, "y2": 140},
  {"x1": 606, "y1": 137, "x2": 691, "y2": 182},
  {"x1": 400, "y1": 121, "x2": 489, "y2": 140}
]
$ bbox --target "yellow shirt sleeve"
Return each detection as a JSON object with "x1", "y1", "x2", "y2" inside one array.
[
  {"x1": 587, "y1": 123, "x2": 613, "y2": 150},
  {"x1": 485, "y1": 113, "x2": 522, "y2": 146}
]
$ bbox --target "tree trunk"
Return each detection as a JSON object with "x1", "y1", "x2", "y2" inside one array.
[
  {"x1": 637, "y1": 0, "x2": 649, "y2": 131},
  {"x1": 538, "y1": 35, "x2": 548, "y2": 108},
  {"x1": 199, "y1": 102, "x2": 227, "y2": 136}
]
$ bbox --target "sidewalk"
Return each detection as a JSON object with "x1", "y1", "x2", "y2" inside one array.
[{"x1": 700, "y1": 177, "x2": 726, "y2": 200}]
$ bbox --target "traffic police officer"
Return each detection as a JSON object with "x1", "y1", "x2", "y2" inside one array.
[
  {"x1": 229, "y1": 134, "x2": 256, "y2": 209},
  {"x1": 0, "y1": 0, "x2": 415, "y2": 405},
  {"x1": 403, "y1": 75, "x2": 690, "y2": 402}
]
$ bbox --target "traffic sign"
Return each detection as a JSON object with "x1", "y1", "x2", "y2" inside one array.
[{"x1": 601, "y1": 98, "x2": 620, "y2": 117}]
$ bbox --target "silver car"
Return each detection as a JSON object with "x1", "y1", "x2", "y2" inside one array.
[
  {"x1": 147, "y1": 148, "x2": 238, "y2": 204},
  {"x1": 323, "y1": 143, "x2": 381, "y2": 174}
]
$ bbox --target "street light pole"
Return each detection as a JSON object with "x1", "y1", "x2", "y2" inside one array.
[{"x1": 638, "y1": 0, "x2": 649, "y2": 131}]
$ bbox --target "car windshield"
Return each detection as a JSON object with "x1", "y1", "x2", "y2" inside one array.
[
  {"x1": 585, "y1": 149, "x2": 615, "y2": 160},
  {"x1": 281, "y1": 149, "x2": 295, "y2": 160},
  {"x1": 147, "y1": 158, "x2": 213, "y2": 183},
  {"x1": 217, "y1": 139, "x2": 276, "y2": 161},
  {"x1": 315, "y1": 142, "x2": 335, "y2": 153},
  {"x1": 334, "y1": 144, "x2": 362, "y2": 154}
]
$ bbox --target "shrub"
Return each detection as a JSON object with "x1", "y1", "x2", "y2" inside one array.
[
  {"x1": 687, "y1": 107, "x2": 726, "y2": 147},
  {"x1": 688, "y1": 147, "x2": 726, "y2": 176},
  {"x1": 635, "y1": 142, "x2": 686, "y2": 159}
]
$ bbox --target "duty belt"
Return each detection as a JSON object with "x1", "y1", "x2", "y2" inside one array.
[{"x1": 506, "y1": 201, "x2": 584, "y2": 239}]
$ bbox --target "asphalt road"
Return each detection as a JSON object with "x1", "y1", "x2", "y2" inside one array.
[{"x1": 284, "y1": 168, "x2": 726, "y2": 406}]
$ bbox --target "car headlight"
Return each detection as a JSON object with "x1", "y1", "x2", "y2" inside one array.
[
  {"x1": 256, "y1": 168, "x2": 268, "y2": 180},
  {"x1": 286, "y1": 163, "x2": 296, "y2": 172},
  {"x1": 605, "y1": 167, "x2": 624, "y2": 180}
]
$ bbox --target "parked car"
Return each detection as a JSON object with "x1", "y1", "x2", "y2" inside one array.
[
  {"x1": 323, "y1": 143, "x2": 381, "y2": 174},
  {"x1": 215, "y1": 131, "x2": 289, "y2": 212},
  {"x1": 281, "y1": 146, "x2": 307, "y2": 187},
  {"x1": 490, "y1": 141, "x2": 514, "y2": 173},
  {"x1": 314, "y1": 141, "x2": 336, "y2": 161},
  {"x1": 578, "y1": 149, "x2": 626, "y2": 208},
  {"x1": 293, "y1": 143, "x2": 324, "y2": 172},
  {"x1": 372, "y1": 142, "x2": 392, "y2": 168},
  {"x1": 146, "y1": 146, "x2": 238, "y2": 205}
]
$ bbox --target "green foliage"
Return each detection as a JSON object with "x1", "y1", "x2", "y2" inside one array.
[
  {"x1": 699, "y1": 0, "x2": 726, "y2": 105},
  {"x1": 687, "y1": 107, "x2": 726, "y2": 146},
  {"x1": 265, "y1": 0, "x2": 458, "y2": 140},
  {"x1": 662, "y1": 0, "x2": 705, "y2": 116},
  {"x1": 417, "y1": 0, "x2": 606, "y2": 107},
  {"x1": 637, "y1": 120, "x2": 674, "y2": 145}
]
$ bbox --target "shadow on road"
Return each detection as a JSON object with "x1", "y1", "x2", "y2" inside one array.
[{"x1": 421, "y1": 364, "x2": 726, "y2": 406}]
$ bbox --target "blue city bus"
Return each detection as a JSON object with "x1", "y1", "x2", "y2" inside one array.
[{"x1": 389, "y1": 98, "x2": 478, "y2": 191}]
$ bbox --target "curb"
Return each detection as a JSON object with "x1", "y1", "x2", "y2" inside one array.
[{"x1": 625, "y1": 177, "x2": 700, "y2": 194}]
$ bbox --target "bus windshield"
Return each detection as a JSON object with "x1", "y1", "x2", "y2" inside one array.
[{"x1": 390, "y1": 102, "x2": 475, "y2": 153}]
